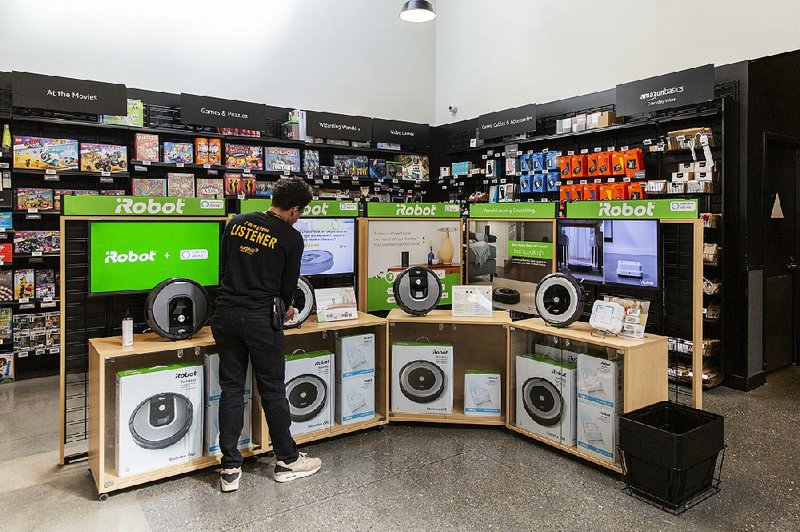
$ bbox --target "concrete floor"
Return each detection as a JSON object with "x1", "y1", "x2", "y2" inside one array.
[{"x1": 1, "y1": 369, "x2": 798, "y2": 531}]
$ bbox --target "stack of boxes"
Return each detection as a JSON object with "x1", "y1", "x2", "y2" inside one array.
[
  {"x1": 335, "y1": 333, "x2": 376, "y2": 425},
  {"x1": 285, "y1": 350, "x2": 334, "y2": 436},
  {"x1": 204, "y1": 353, "x2": 252, "y2": 456},
  {"x1": 668, "y1": 160, "x2": 717, "y2": 194},
  {"x1": 576, "y1": 352, "x2": 624, "y2": 464}
]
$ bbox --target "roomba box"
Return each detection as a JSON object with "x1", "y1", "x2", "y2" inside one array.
[
  {"x1": 515, "y1": 354, "x2": 576, "y2": 446},
  {"x1": 464, "y1": 371, "x2": 502, "y2": 417},
  {"x1": 335, "y1": 333, "x2": 376, "y2": 425},
  {"x1": 205, "y1": 398, "x2": 252, "y2": 456},
  {"x1": 204, "y1": 352, "x2": 252, "y2": 403},
  {"x1": 391, "y1": 341, "x2": 453, "y2": 414},
  {"x1": 335, "y1": 333, "x2": 376, "y2": 377},
  {"x1": 577, "y1": 353, "x2": 624, "y2": 412},
  {"x1": 285, "y1": 350, "x2": 333, "y2": 436},
  {"x1": 116, "y1": 362, "x2": 204, "y2": 477},
  {"x1": 577, "y1": 400, "x2": 618, "y2": 463}
]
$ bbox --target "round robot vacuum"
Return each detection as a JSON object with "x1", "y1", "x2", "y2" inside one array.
[
  {"x1": 493, "y1": 287, "x2": 521, "y2": 304},
  {"x1": 286, "y1": 374, "x2": 328, "y2": 422},
  {"x1": 301, "y1": 250, "x2": 335, "y2": 275},
  {"x1": 129, "y1": 392, "x2": 194, "y2": 450},
  {"x1": 393, "y1": 267, "x2": 442, "y2": 316},
  {"x1": 534, "y1": 273, "x2": 586, "y2": 327},
  {"x1": 398, "y1": 360, "x2": 446, "y2": 404},
  {"x1": 521, "y1": 377, "x2": 563, "y2": 426},
  {"x1": 285, "y1": 276, "x2": 314, "y2": 328},
  {"x1": 145, "y1": 278, "x2": 211, "y2": 340}
]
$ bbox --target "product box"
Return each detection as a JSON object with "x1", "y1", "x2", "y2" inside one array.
[
  {"x1": 194, "y1": 138, "x2": 209, "y2": 165},
  {"x1": 464, "y1": 371, "x2": 502, "y2": 417},
  {"x1": 224, "y1": 174, "x2": 243, "y2": 196},
  {"x1": 134, "y1": 133, "x2": 159, "y2": 162},
  {"x1": 80, "y1": 143, "x2": 128, "y2": 173},
  {"x1": 116, "y1": 363, "x2": 204, "y2": 477},
  {"x1": 599, "y1": 183, "x2": 628, "y2": 201},
  {"x1": 336, "y1": 373, "x2": 375, "y2": 425},
  {"x1": 556, "y1": 117, "x2": 572, "y2": 135},
  {"x1": 623, "y1": 148, "x2": 644, "y2": 178},
  {"x1": 224, "y1": 144, "x2": 263, "y2": 170},
  {"x1": 14, "y1": 230, "x2": 59, "y2": 254},
  {"x1": 439, "y1": 166, "x2": 451, "y2": 178},
  {"x1": 131, "y1": 178, "x2": 166, "y2": 197},
  {"x1": 208, "y1": 139, "x2": 222, "y2": 166},
  {"x1": 34, "y1": 269, "x2": 55, "y2": 299},
  {"x1": 0, "y1": 212, "x2": 12, "y2": 230},
  {"x1": 611, "y1": 151, "x2": 625, "y2": 175},
  {"x1": 0, "y1": 271, "x2": 12, "y2": 302},
  {"x1": 597, "y1": 111, "x2": 618, "y2": 128},
  {"x1": 100, "y1": 99, "x2": 144, "y2": 127},
  {"x1": 571, "y1": 154, "x2": 587, "y2": 178},
  {"x1": 559, "y1": 155, "x2": 572, "y2": 178},
  {"x1": 671, "y1": 171, "x2": 691, "y2": 183},
  {"x1": 577, "y1": 401, "x2": 618, "y2": 463},
  {"x1": 16, "y1": 188, "x2": 54, "y2": 211},
  {"x1": 693, "y1": 160, "x2": 715, "y2": 173},
  {"x1": 241, "y1": 176, "x2": 257, "y2": 196},
  {"x1": 0, "y1": 243, "x2": 11, "y2": 263},
  {"x1": 255, "y1": 181, "x2": 273, "y2": 197},
  {"x1": 204, "y1": 352, "x2": 252, "y2": 403},
  {"x1": 696, "y1": 171, "x2": 715, "y2": 182},
  {"x1": 587, "y1": 153, "x2": 600, "y2": 177},
  {"x1": 369, "y1": 159, "x2": 387, "y2": 180},
  {"x1": 545, "y1": 151, "x2": 560, "y2": 172},
  {"x1": 266, "y1": 147, "x2": 301, "y2": 173},
  {"x1": 519, "y1": 153, "x2": 531, "y2": 173},
  {"x1": 545, "y1": 172, "x2": 560, "y2": 192},
  {"x1": 505, "y1": 157, "x2": 517, "y2": 177},
  {"x1": 391, "y1": 341, "x2": 453, "y2": 415},
  {"x1": 577, "y1": 353, "x2": 623, "y2": 411},
  {"x1": 196, "y1": 178, "x2": 224, "y2": 199},
  {"x1": 677, "y1": 162, "x2": 693, "y2": 173},
  {"x1": 520, "y1": 174, "x2": 534, "y2": 193},
  {"x1": 204, "y1": 398, "x2": 252, "y2": 456},
  {"x1": 596, "y1": 152, "x2": 612, "y2": 176},
  {"x1": 336, "y1": 333, "x2": 376, "y2": 378},
  {"x1": 531, "y1": 152, "x2": 545, "y2": 172},
  {"x1": 400, "y1": 155, "x2": 430, "y2": 182},
  {"x1": 627, "y1": 182, "x2": 647, "y2": 200},
  {"x1": 451, "y1": 161, "x2": 472, "y2": 177},
  {"x1": 162, "y1": 142, "x2": 194, "y2": 164},
  {"x1": 0, "y1": 352, "x2": 13, "y2": 384},
  {"x1": 668, "y1": 182, "x2": 686, "y2": 194},
  {"x1": 167, "y1": 173, "x2": 195, "y2": 198},
  {"x1": 485, "y1": 159, "x2": 497, "y2": 178},
  {"x1": 13, "y1": 136, "x2": 79, "y2": 171},
  {"x1": 515, "y1": 353, "x2": 576, "y2": 446},
  {"x1": 572, "y1": 114, "x2": 587, "y2": 133},
  {"x1": 285, "y1": 350, "x2": 334, "y2": 436},
  {"x1": 582, "y1": 183, "x2": 600, "y2": 201}
]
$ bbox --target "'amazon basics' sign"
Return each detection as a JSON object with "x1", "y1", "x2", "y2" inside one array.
[
  {"x1": 306, "y1": 111, "x2": 372, "y2": 142},
  {"x1": 12, "y1": 71, "x2": 127, "y2": 115},
  {"x1": 478, "y1": 104, "x2": 537, "y2": 139},
  {"x1": 180, "y1": 93, "x2": 268, "y2": 130},
  {"x1": 615, "y1": 65, "x2": 715, "y2": 117}
]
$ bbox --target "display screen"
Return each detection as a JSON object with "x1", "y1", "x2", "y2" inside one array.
[
  {"x1": 557, "y1": 220, "x2": 659, "y2": 288},
  {"x1": 294, "y1": 218, "x2": 356, "y2": 276},
  {"x1": 90, "y1": 221, "x2": 221, "y2": 294}
]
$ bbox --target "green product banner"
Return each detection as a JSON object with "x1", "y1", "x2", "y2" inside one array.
[
  {"x1": 469, "y1": 202, "x2": 556, "y2": 219},
  {"x1": 566, "y1": 199, "x2": 698, "y2": 219},
  {"x1": 507, "y1": 240, "x2": 553, "y2": 260},
  {"x1": 367, "y1": 202, "x2": 461, "y2": 218},
  {"x1": 367, "y1": 272, "x2": 460, "y2": 311},
  {"x1": 63, "y1": 196, "x2": 226, "y2": 216},
  {"x1": 239, "y1": 199, "x2": 359, "y2": 217}
]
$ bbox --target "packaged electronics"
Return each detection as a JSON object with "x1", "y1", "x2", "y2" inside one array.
[
  {"x1": 505, "y1": 157, "x2": 518, "y2": 177},
  {"x1": 464, "y1": 371, "x2": 501, "y2": 417},
  {"x1": 519, "y1": 174, "x2": 533, "y2": 193},
  {"x1": 205, "y1": 398, "x2": 252, "y2": 456},
  {"x1": 577, "y1": 401, "x2": 618, "y2": 463},
  {"x1": 672, "y1": 172, "x2": 691, "y2": 183},
  {"x1": 399, "y1": 155, "x2": 430, "y2": 181},
  {"x1": 204, "y1": 352, "x2": 252, "y2": 402},
  {"x1": 285, "y1": 350, "x2": 334, "y2": 436},
  {"x1": 546, "y1": 172, "x2": 560, "y2": 192},
  {"x1": 596, "y1": 152, "x2": 612, "y2": 176},
  {"x1": 451, "y1": 161, "x2": 473, "y2": 176},
  {"x1": 225, "y1": 144, "x2": 263, "y2": 170},
  {"x1": 571, "y1": 154, "x2": 587, "y2": 178},
  {"x1": 531, "y1": 152, "x2": 545, "y2": 172},
  {"x1": 611, "y1": 151, "x2": 626, "y2": 175},
  {"x1": 559, "y1": 155, "x2": 572, "y2": 178},
  {"x1": 391, "y1": 341, "x2": 453, "y2": 414},
  {"x1": 116, "y1": 362, "x2": 204, "y2": 477},
  {"x1": 519, "y1": 153, "x2": 531, "y2": 173},
  {"x1": 336, "y1": 373, "x2": 375, "y2": 425},
  {"x1": 266, "y1": 147, "x2": 301, "y2": 173},
  {"x1": 163, "y1": 142, "x2": 194, "y2": 164},
  {"x1": 582, "y1": 183, "x2": 600, "y2": 201},
  {"x1": 134, "y1": 133, "x2": 159, "y2": 162},
  {"x1": 623, "y1": 148, "x2": 644, "y2": 178},
  {"x1": 80, "y1": 143, "x2": 127, "y2": 173},
  {"x1": 587, "y1": 153, "x2": 600, "y2": 177},
  {"x1": 627, "y1": 182, "x2": 647, "y2": 200},
  {"x1": 577, "y1": 353, "x2": 623, "y2": 411},
  {"x1": 369, "y1": 159, "x2": 387, "y2": 180},
  {"x1": 335, "y1": 333, "x2": 376, "y2": 378},
  {"x1": 515, "y1": 353, "x2": 576, "y2": 446},
  {"x1": 13, "y1": 136, "x2": 79, "y2": 171},
  {"x1": 545, "y1": 151, "x2": 560, "y2": 172}
]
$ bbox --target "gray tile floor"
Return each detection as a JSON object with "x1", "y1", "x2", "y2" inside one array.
[{"x1": 1, "y1": 369, "x2": 798, "y2": 531}]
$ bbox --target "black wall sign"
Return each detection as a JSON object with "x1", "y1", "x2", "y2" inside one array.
[
  {"x1": 615, "y1": 64, "x2": 715, "y2": 117},
  {"x1": 478, "y1": 103, "x2": 537, "y2": 139},
  {"x1": 180, "y1": 93, "x2": 267, "y2": 130},
  {"x1": 12, "y1": 71, "x2": 127, "y2": 115},
  {"x1": 306, "y1": 111, "x2": 372, "y2": 142},
  {"x1": 372, "y1": 118, "x2": 431, "y2": 149}
]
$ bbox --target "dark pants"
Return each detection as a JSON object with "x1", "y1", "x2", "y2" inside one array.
[{"x1": 210, "y1": 307, "x2": 298, "y2": 469}]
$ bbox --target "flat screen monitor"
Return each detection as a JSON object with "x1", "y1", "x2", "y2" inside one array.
[
  {"x1": 294, "y1": 218, "x2": 356, "y2": 276},
  {"x1": 89, "y1": 221, "x2": 222, "y2": 295}
]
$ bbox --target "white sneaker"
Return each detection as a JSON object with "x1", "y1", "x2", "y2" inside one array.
[
  {"x1": 220, "y1": 467, "x2": 242, "y2": 493},
  {"x1": 273, "y1": 452, "x2": 322, "y2": 483}
]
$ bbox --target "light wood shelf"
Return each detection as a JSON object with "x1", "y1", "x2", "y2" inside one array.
[
  {"x1": 506, "y1": 425, "x2": 623, "y2": 474},
  {"x1": 386, "y1": 309, "x2": 511, "y2": 325}
]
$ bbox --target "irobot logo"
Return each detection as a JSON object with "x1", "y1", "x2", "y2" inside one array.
[
  {"x1": 105, "y1": 250, "x2": 157, "y2": 264},
  {"x1": 395, "y1": 204, "x2": 437, "y2": 217},
  {"x1": 115, "y1": 198, "x2": 185, "y2": 215},
  {"x1": 597, "y1": 201, "x2": 655, "y2": 218},
  {"x1": 303, "y1": 203, "x2": 329, "y2": 216}
]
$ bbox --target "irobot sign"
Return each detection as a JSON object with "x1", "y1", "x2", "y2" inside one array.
[
  {"x1": 367, "y1": 202, "x2": 460, "y2": 218},
  {"x1": 63, "y1": 196, "x2": 226, "y2": 216},
  {"x1": 566, "y1": 199, "x2": 698, "y2": 220}
]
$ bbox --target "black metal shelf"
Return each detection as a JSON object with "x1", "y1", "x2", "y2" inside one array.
[
  {"x1": 0, "y1": 298, "x2": 59, "y2": 308},
  {"x1": 12, "y1": 252, "x2": 60, "y2": 259},
  {"x1": 130, "y1": 160, "x2": 226, "y2": 172},
  {"x1": 12, "y1": 168, "x2": 129, "y2": 178}
]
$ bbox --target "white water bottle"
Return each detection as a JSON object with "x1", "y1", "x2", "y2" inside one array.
[{"x1": 122, "y1": 311, "x2": 134, "y2": 347}]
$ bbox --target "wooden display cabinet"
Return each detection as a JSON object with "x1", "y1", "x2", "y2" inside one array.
[
  {"x1": 386, "y1": 309, "x2": 511, "y2": 426},
  {"x1": 506, "y1": 318, "x2": 668, "y2": 473}
]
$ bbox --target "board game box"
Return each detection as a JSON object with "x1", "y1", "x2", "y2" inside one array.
[
  {"x1": 13, "y1": 136, "x2": 79, "y2": 171},
  {"x1": 369, "y1": 159, "x2": 387, "y2": 180},
  {"x1": 0, "y1": 243, "x2": 12, "y2": 263},
  {"x1": 134, "y1": 133, "x2": 159, "y2": 162},
  {"x1": 196, "y1": 178, "x2": 224, "y2": 199},
  {"x1": 399, "y1": 155, "x2": 430, "y2": 182},
  {"x1": 0, "y1": 352, "x2": 13, "y2": 384},
  {"x1": 303, "y1": 150, "x2": 320, "y2": 175},
  {"x1": 0, "y1": 271, "x2": 12, "y2": 302},
  {"x1": 225, "y1": 144, "x2": 264, "y2": 170},
  {"x1": 242, "y1": 176, "x2": 257, "y2": 196},
  {"x1": 15, "y1": 188, "x2": 54, "y2": 211},
  {"x1": 35, "y1": 270, "x2": 55, "y2": 300},
  {"x1": 167, "y1": 173, "x2": 195, "y2": 198},
  {"x1": 163, "y1": 142, "x2": 194, "y2": 164},
  {"x1": 386, "y1": 161, "x2": 401, "y2": 180},
  {"x1": 54, "y1": 189, "x2": 99, "y2": 211},
  {"x1": 334, "y1": 155, "x2": 369, "y2": 177},
  {"x1": 14, "y1": 269, "x2": 34, "y2": 300},
  {"x1": 0, "y1": 308, "x2": 11, "y2": 342},
  {"x1": 266, "y1": 147, "x2": 301, "y2": 173},
  {"x1": 255, "y1": 181, "x2": 273, "y2": 197},
  {"x1": 132, "y1": 178, "x2": 167, "y2": 197},
  {"x1": 224, "y1": 174, "x2": 243, "y2": 196},
  {"x1": 0, "y1": 212, "x2": 12, "y2": 230},
  {"x1": 14, "y1": 231, "x2": 60, "y2": 254},
  {"x1": 80, "y1": 143, "x2": 128, "y2": 173},
  {"x1": 99, "y1": 189, "x2": 126, "y2": 196}
]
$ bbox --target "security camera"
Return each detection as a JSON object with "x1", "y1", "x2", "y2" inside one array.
[{"x1": 448, "y1": 104, "x2": 458, "y2": 114}]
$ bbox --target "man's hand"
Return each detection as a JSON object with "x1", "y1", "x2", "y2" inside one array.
[{"x1": 285, "y1": 306, "x2": 297, "y2": 321}]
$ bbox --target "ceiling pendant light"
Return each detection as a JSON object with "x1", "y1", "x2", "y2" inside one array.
[{"x1": 400, "y1": 0, "x2": 436, "y2": 23}]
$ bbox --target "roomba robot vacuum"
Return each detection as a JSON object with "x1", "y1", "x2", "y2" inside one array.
[
  {"x1": 493, "y1": 287, "x2": 521, "y2": 305},
  {"x1": 284, "y1": 276, "x2": 314, "y2": 328},
  {"x1": 301, "y1": 250, "x2": 335, "y2": 275},
  {"x1": 521, "y1": 377, "x2": 563, "y2": 426},
  {"x1": 129, "y1": 392, "x2": 194, "y2": 449},
  {"x1": 398, "y1": 360, "x2": 446, "y2": 403},
  {"x1": 393, "y1": 267, "x2": 442, "y2": 316},
  {"x1": 146, "y1": 278, "x2": 211, "y2": 340},
  {"x1": 534, "y1": 273, "x2": 586, "y2": 327},
  {"x1": 286, "y1": 374, "x2": 327, "y2": 422}
]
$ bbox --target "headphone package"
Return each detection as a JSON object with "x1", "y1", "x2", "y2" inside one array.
[
  {"x1": 464, "y1": 371, "x2": 501, "y2": 417},
  {"x1": 515, "y1": 354, "x2": 576, "y2": 446},
  {"x1": 285, "y1": 350, "x2": 333, "y2": 436},
  {"x1": 335, "y1": 334, "x2": 376, "y2": 425},
  {"x1": 116, "y1": 362, "x2": 204, "y2": 477},
  {"x1": 391, "y1": 341, "x2": 453, "y2": 415}
]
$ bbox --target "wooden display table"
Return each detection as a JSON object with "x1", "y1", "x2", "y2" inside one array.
[
  {"x1": 506, "y1": 318, "x2": 668, "y2": 473},
  {"x1": 386, "y1": 309, "x2": 511, "y2": 426}
]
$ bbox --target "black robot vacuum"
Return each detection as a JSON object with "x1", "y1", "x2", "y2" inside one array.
[
  {"x1": 286, "y1": 374, "x2": 328, "y2": 422},
  {"x1": 398, "y1": 360, "x2": 446, "y2": 403},
  {"x1": 493, "y1": 287, "x2": 521, "y2": 304},
  {"x1": 128, "y1": 392, "x2": 194, "y2": 450},
  {"x1": 521, "y1": 377, "x2": 563, "y2": 426}
]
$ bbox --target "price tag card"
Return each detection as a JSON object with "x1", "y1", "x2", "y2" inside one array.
[
  {"x1": 594, "y1": 179, "x2": 602, "y2": 184},
  {"x1": 500, "y1": 179, "x2": 507, "y2": 184},
  {"x1": 101, "y1": 171, "x2": 111, "y2": 177},
  {"x1": 142, "y1": 160, "x2": 151, "y2": 166},
  {"x1": 482, "y1": 155, "x2": 488, "y2": 160},
  {"x1": 452, "y1": 285, "x2": 493, "y2": 317},
  {"x1": 100, "y1": 177, "x2": 114, "y2": 184},
  {"x1": 203, "y1": 163, "x2": 211, "y2": 169},
  {"x1": 567, "y1": 151, "x2": 575, "y2": 156},
  {"x1": 314, "y1": 287, "x2": 359, "y2": 323},
  {"x1": 32, "y1": 251, "x2": 43, "y2": 257},
  {"x1": 243, "y1": 168, "x2": 251, "y2": 174},
  {"x1": 44, "y1": 175, "x2": 59, "y2": 182},
  {"x1": 176, "y1": 162, "x2": 185, "y2": 168},
  {"x1": 0, "y1": 162, "x2": 8, "y2": 169},
  {"x1": 607, "y1": 146, "x2": 616, "y2": 152},
  {"x1": 469, "y1": 139, "x2": 478, "y2": 148},
  {"x1": 594, "y1": 147, "x2": 602, "y2": 153},
  {"x1": 43, "y1": 296, "x2": 54, "y2": 303},
  {"x1": 18, "y1": 351, "x2": 29, "y2": 358},
  {"x1": 19, "y1": 297, "x2": 30, "y2": 304},
  {"x1": 643, "y1": 139, "x2": 653, "y2": 146},
  {"x1": 283, "y1": 170, "x2": 291, "y2": 176},
  {"x1": 580, "y1": 149, "x2": 589, "y2": 155},
  {"x1": 36, "y1": 349, "x2": 45, "y2": 356},
  {"x1": 621, "y1": 145, "x2": 629, "y2": 151},
  {"x1": 45, "y1": 169, "x2": 56, "y2": 175},
  {"x1": 237, "y1": 194, "x2": 246, "y2": 200},
  {"x1": 134, "y1": 166, "x2": 147, "y2": 172}
]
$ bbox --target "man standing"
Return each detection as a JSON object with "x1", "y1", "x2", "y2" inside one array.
[{"x1": 211, "y1": 178, "x2": 321, "y2": 493}]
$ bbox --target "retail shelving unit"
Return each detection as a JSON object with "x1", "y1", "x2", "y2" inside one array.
[
  {"x1": 386, "y1": 309, "x2": 510, "y2": 426},
  {"x1": 507, "y1": 318, "x2": 668, "y2": 474}
]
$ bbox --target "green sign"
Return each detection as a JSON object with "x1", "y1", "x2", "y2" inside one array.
[
  {"x1": 566, "y1": 199, "x2": 698, "y2": 219},
  {"x1": 367, "y1": 202, "x2": 461, "y2": 218},
  {"x1": 508, "y1": 240, "x2": 553, "y2": 260},
  {"x1": 240, "y1": 199, "x2": 359, "y2": 217},
  {"x1": 63, "y1": 196, "x2": 226, "y2": 216},
  {"x1": 90, "y1": 221, "x2": 221, "y2": 294},
  {"x1": 469, "y1": 202, "x2": 556, "y2": 219}
]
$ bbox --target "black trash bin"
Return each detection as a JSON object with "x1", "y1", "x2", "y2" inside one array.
[{"x1": 619, "y1": 401, "x2": 724, "y2": 511}]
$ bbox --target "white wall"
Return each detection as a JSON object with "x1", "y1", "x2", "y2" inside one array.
[
  {"x1": 435, "y1": 0, "x2": 800, "y2": 124},
  {"x1": 0, "y1": 0, "x2": 435, "y2": 123}
]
